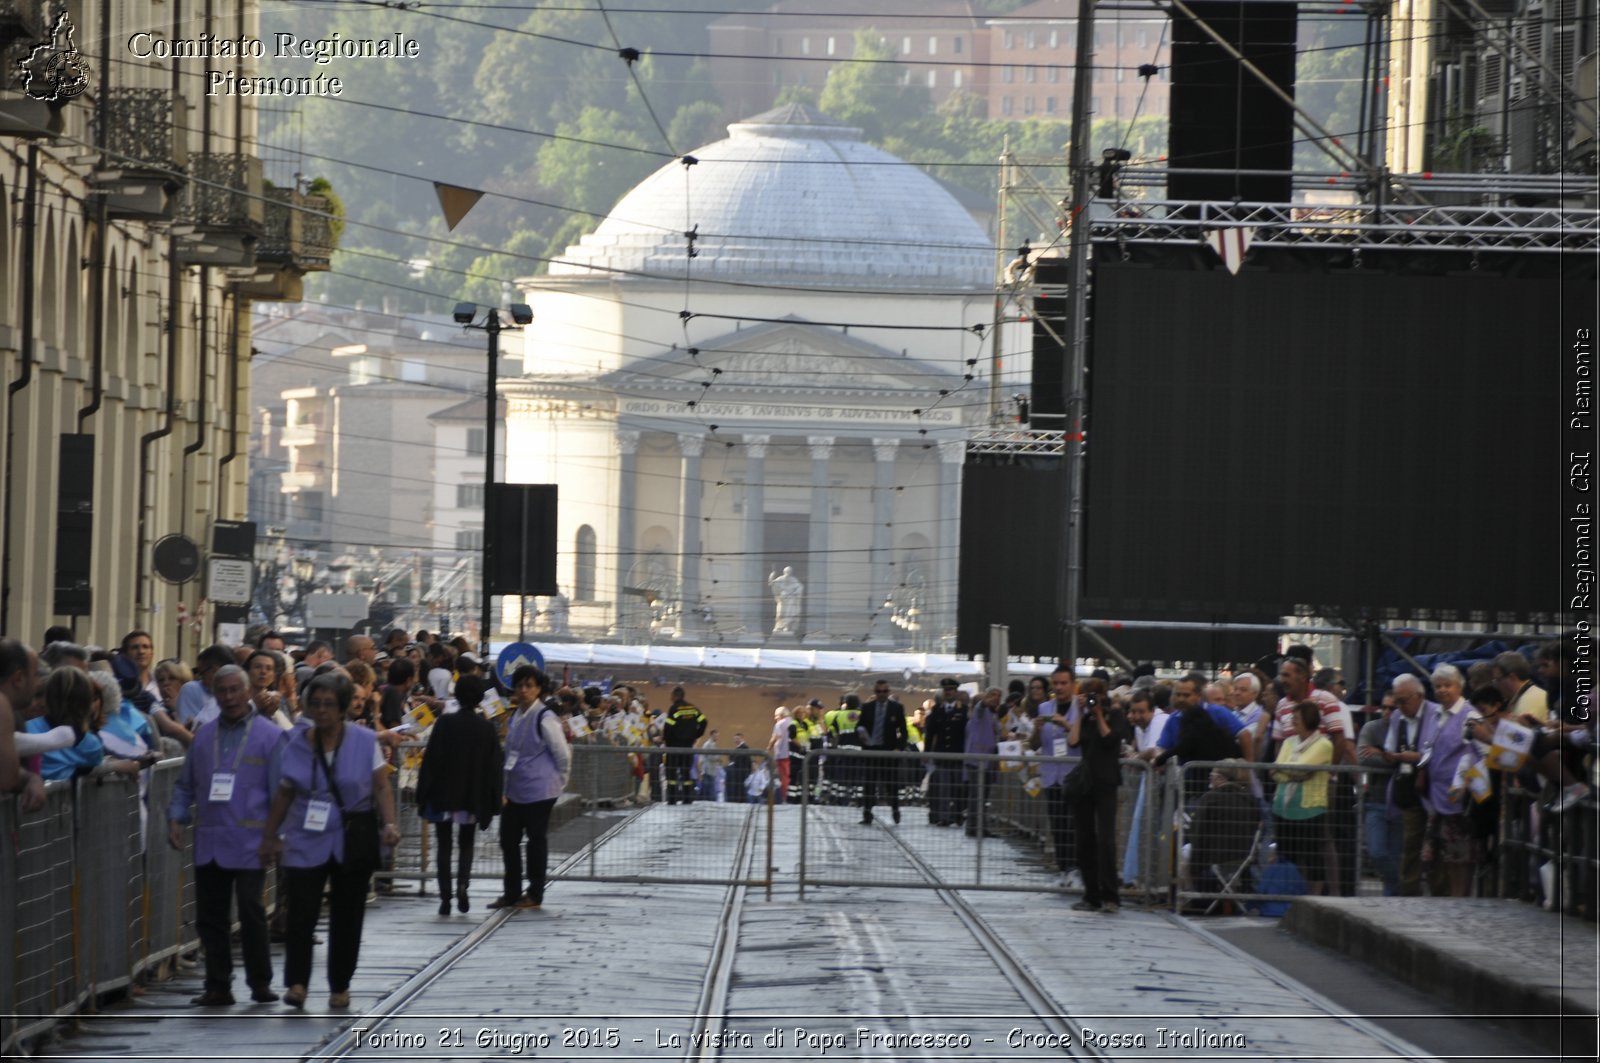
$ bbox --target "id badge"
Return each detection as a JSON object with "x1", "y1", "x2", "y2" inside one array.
[
  {"x1": 504, "y1": 752, "x2": 520, "y2": 771},
  {"x1": 1052, "y1": 738, "x2": 1068, "y2": 758},
  {"x1": 209, "y1": 773, "x2": 236, "y2": 802},
  {"x1": 304, "y1": 799, "x2": 333, "y2": 833}
]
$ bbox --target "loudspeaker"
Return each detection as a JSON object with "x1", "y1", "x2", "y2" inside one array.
[
  {"x1": 486, "y1": 483, "x2": 558, "y2": 596},
  {"x1": 1029, "y1": 256, "x2": 1071, "y2": 426},
  {"x1": 211, "y1": 519, "x2": 256, "y2": 558},
  {"x1": 53, "y1": 434, "x2": 94, "y2": 616},
  {"x1": 1168, "y1": 3, "x2": 1298, "y2": 204}
]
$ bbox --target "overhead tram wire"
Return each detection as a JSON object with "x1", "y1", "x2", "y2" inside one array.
[
  {"x1": 75, "y1": 27, "x2": 1473, "y2": 181},
  {"x1": 53, "y1": 109, "x2": 1012, "y2": 308}
]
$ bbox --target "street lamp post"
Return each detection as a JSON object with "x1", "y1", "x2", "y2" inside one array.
[{"x1": 454, "y1": 302, "x2": 532, "y2": 662}]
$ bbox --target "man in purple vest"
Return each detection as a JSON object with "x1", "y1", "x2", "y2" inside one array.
[
  {"x1": 167, "y1": 665, "x2": 286, "y2": 1006},
  {"x1": 1381, "y1": 674, "x2": 1439, "y2": 896}
]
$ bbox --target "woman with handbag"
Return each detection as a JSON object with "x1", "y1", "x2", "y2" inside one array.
[
  {"x1": 1270, "y1": 700, "x2": 1335, "y2": 896},
  {"x1": 260, "y1": 673, "x2": 400, "y2": 1010}
]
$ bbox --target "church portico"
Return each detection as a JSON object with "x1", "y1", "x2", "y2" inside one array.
[{"x1": 503, "y1": 104, "x2": 993, "y2": 649}]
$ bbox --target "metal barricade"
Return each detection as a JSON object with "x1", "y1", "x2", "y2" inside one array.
[
  {"x1": 140, "y1": 760, "x2": 198, "y2": 971},
  {"x1": 75, "y1": 773, "x2": 140, "y2": 994},
  {"x1": 6, "y1": 781, "x2": 78, "y2": 1051},
  {"x1": 556, "y1": 745, "x2": 773, "y2": 887},
  {"x1": 796, "y1": 749, "x2": 1160, "y2": 898},
  {"x1": 1497, "y1": 781, "x2": 1598, "y2": 916},
  {"x1": 1171, "y1": 759, "x2": 1388, "y2": 911}
]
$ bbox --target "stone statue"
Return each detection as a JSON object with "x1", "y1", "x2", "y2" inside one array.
[
  {"x1": 768, "y1": 566, "x2": 803, "y2": 636},
  {"x1": 542, "y1": 590, "x2": 570, "y2": 636}
]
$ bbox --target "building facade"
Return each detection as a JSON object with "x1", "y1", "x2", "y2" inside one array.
[
  {"x1": 709, "y1": 0, "x2": 991, "y2": 119},
  {"x1": 985, "y1": 1, "x2": 1170, "y2": 122},
  {"x1": 1, "y1": 0, "x2": 329, "y2": 649},
  {"x1": 247, "y1": 307, "x2": 513, "y2": 635},
  {"x1": 504, "y1": 105, "x2": 994, "y2": 647}
]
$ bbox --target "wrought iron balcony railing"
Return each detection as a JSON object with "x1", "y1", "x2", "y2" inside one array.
[
  {"x1": 257, "y1": 188, "x2": 333, "y2": 271},
  {"x1": 94, "y1": 87, "x2": 186, "y2": 170},
  {"x1": 182, "y1": 153, "x2": 263, "y2": 233}
]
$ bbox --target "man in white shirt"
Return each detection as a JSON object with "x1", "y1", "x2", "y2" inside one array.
[{"x1": 1121, "y1": 689, "x2": 1169, "y2": 887}]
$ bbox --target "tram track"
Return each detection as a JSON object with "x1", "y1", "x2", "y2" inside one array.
[
  {"x1": 680, "y1": 806, "x2": 759, "y2": 1063},
  {"x1": 302, "y1": 802, "x2": 671, "y2": 1063}
]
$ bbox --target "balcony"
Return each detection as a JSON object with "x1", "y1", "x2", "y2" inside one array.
[
  {"x1": 0, "y1": 0, "x2": 44, "y2": 45},
  {"x1": 237, "y1": 188, "x2": 335, "y2": 300},
  {"x1": 279, "y1": 421, "x2": 320, "y2": 447},
  {"x1": 175, "y1": 153, "x2": 263, "y2": 266},
  {"x1": 279, "y1": 468, "x2": 324, "y2": 492},
  {"x1": 90, "y1": 87, "x2": 187, "y2": 218}
]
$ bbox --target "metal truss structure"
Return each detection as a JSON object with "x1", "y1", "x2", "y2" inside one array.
[{"x1": 1090, "y1": 197, "x2": 1600, "y2": 254}]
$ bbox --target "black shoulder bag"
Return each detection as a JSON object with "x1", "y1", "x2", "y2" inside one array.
[{"x1": 316, "y1": 737, "x2": 381, "y2": 870}]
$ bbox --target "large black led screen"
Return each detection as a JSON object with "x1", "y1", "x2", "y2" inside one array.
[{"x1": 1083, "y1": 258, "x2": 1569, "y2": 624}]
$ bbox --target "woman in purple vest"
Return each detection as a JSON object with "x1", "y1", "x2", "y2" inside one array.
[
  {"x1": 491, "y1": 665, "x2": 571, "y2": 910},
  {"x1": 1421, "y1": 664, "x2": 1477, "y2": 896},
  {"x1": 260, "y1": 673, "x2": 400, "y2": 1010}
]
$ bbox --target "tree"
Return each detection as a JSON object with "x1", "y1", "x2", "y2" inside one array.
[
  {"x1": 535, "y1": 107, "x2": 659, "y2": 218},
  {"x1": 819, "y1": 30, "x2": 932, "y2": 140}
]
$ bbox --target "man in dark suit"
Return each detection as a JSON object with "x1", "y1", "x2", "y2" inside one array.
[{"x1": 855, "y1": 679, "x2": 907, "y2": 825}]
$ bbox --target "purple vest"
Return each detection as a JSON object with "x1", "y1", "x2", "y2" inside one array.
[
  {"x1": 188, "y1": 714, "x2": 285, "y2": 870},
  {"x1": 964, "y1": 704, "x2": 1000, "y2": 762},
  {"x1": 277, "y1": 724, "x2": 379, "y2": 868},
  {"x1": 1423, "y1": 702, "x2": 1472, "y2": 815},
  {"x1": 1384, "y1": 701, "x2": 1439, "y2": 812},
  {"x1": 504, "y1": 703, "x2": 563, "y2": 804},
  {"x1": 1037, "y1": 698, "x2": 1081, "y2": 788}
]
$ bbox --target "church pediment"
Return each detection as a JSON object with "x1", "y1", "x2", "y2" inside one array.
[{"x1": 602, "y1": 318, "x2": 962, "y2": 395}]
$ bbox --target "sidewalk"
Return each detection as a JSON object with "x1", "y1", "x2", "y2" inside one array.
[{"x1": 1283, "y1": 896, "x2": 1598, "y2": 1057}]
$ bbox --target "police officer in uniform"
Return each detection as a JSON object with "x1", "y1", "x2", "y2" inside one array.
[
  {"x1": 857, "y1": 681, "x2": 908, "y2": 824},
  {"x1": 924, "y1": 679, "x2": 970, "y2": 826},
  {"x1": 662, "y1": 686, "x2": 707, "y2": 804}
]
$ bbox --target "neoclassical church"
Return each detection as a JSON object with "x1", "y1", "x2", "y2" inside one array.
[{"x1": 503, "y1": 105, "x2": 995, "y2": 646}]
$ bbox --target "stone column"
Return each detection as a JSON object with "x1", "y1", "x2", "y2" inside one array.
[
  {"x1": 936, "y1": 439, "x2": 965, "y2": 651},
  {"x1": 677, "y1": 433, "x2": 704, "y2": 638},
  {"x1": 742, "y1": 435, "x2": 769, "y2": 637},
  {"x1": 868, "y1": 438, "x2": 898, "y2": 645},
  {"x1": 613, "y1": 428, "x2": 639, "y2": 636},
  {"x1": 805, "y1": 436, "x2": 833, "y2": 641}
]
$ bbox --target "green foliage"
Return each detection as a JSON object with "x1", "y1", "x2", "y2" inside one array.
[
  {"x1": 454, "y1": 230, "x2": 551, "y2": 305},
  {"x1": 774, "y1": 85, "x2": 819, "y2": 108},
  {"x1": 536, "y1": 107, "x2": 659, "y2": 217},
  {"x1": 819, "y1": 31, "x2": 932, "y2": 141},
  {"x1": 305, "y1": 176, "x2": 346, "y2": 246},
  {"x1": 1294, "y1": 23, "x2": 1367, "y2": 171},
  {"x1": 667, "y1": 100, "x2": 728, "y2": 154}
]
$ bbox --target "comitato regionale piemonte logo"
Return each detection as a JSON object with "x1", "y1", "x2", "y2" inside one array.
[{"x1": 16, "y1": 7, "x2": 92, "y2": 103}]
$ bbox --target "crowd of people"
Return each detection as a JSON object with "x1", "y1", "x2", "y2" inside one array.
[
  {"x1": 1, "y1": 624, "x2": 1591, "y2": 1009},
  {"x1": 0, "y1": 625, "x2": 574, "y2": 1009}
]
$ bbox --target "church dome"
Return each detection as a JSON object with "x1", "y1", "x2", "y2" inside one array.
[{"x1": 551, "y1": 104, "x2": 993, "y2": 288}]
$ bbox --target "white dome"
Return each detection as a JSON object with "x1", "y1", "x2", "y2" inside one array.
[{"x1": 551, "y1": 105, "x2": 992, "y2": 288}]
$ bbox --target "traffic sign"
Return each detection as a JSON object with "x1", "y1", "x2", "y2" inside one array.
[{"x1": 496, "y1": 642, "x2": 545, "y2": 685}]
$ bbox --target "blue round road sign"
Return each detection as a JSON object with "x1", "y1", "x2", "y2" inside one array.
[{"x1": 496, "y1": 642, "x2": 545, "y2": 685}]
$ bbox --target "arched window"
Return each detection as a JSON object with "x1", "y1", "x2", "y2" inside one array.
[{"x1": 574, "y1": 525, "x2": 597, "y2": 601}]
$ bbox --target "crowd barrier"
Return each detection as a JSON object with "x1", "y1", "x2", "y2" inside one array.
[
  {"x1": 384, "y1": 735, "x2": 643, "y2": 889},
  {"x1": 1, "y1": 761, "x2": 200, "y2": 1056},
  {"x1": 6, "y1": 740, "x2": 1593, "y2": 1051}
]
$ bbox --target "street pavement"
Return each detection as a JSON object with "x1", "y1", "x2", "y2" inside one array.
[{"x1": 34, "y1": 803, "x2": 1586, "y2": 1061}]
